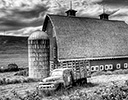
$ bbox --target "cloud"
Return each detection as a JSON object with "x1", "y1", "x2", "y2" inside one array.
[
  {"x1": 99, "y1": 0, "x2": 128, "y2": 6},
  {"x1": 0, "y1": 0, "x2": 128, "y2": 36},
  {"x1": 0, "y1": 0, "x2": 104, "y2": 34},
  {"x1": 5, "y1": 26, "x2": 42, "y2": 36},
  {"x1": 47, "y1": 0, "x2": 103, "y2": 17},
  {"x1": 109, "y1": 7, "x2": 128, "y2": 23},
  {"x1": 0, "y1": 0, "x2": 49, "y2": 32}
]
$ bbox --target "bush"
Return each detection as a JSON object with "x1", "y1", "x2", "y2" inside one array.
[
  {"x1": 92, "y1": 69, "x2": 128, "y2": 76},
  {"x1": 0, "y1": 63, "x2": 19, "y2": 72},
  {"x1": 11, "y1": 87, "x2": 42, "y2": 100},
  {"x1": 0, "y1": 77, "x2": 41, "y2": 85},
  {"x1": 7, "y1": 63, "x2": 18, "y2": 71},
  {"x1": 113, "y1": 69, "x2": 128, "y2": 75},
  {"x1": 14, "y1": 68, "x2": 28, "y2": 76}
]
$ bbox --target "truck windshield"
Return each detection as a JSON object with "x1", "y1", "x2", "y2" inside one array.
[{"x1": 51, "y1": 70, "x2": 63, "y2": 76}]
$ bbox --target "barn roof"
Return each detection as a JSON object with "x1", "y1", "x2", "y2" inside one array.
[{"x1": 43, "y1": 14, "x2": 128, "y2": 60}]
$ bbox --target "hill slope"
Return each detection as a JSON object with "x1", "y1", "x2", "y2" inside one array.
[{"x1": 0, "y1": 35, "x2": 28, "y2": 67}]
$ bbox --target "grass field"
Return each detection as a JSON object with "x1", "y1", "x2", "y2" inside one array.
[
  {"x1": 0, "y1": 35, "x2": 28, "y2": 68},
  {"x1": 1, "y1": 35, "x2": 128, "y2": 99},
  {"x1": 0, "y1": 71, "x2": 128, "y2": 100},
  {"x1": 0, "y1": 54, "x2": 28, "y2": 68}
]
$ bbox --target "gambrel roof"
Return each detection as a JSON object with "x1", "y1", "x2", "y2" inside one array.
[{"x1": 42, "y1": 14, "x2": 128, "y2": 60}]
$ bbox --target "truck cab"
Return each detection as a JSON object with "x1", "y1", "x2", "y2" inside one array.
[{"x1": 38, "y1": 68, "x2": 73, "y2": 91}]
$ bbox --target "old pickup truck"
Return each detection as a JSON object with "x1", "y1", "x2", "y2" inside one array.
[{"x1": 38, "y1": 63, "x2": 89, "y2": 91}]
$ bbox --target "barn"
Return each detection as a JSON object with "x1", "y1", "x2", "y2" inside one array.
[
  {"x1": 28, "y1": 8, "x2": 128, "y2": 78},
  {"x1": 43, "y1": 8, "x2": 128, "y2": 70}
]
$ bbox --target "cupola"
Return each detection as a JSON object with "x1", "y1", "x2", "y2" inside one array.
[
  {"x1": 99, "y1": 6, "x2": 110, "y2": 20},
  {"x1": 99, "y1": 13, "x2": 110, "y2": 20},
  {"x1": 65, "y1": 1, "x2": 77, "y2": 16}
]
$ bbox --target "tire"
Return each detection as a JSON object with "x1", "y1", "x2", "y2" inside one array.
[
  {"x1": 56, "y1": 83, "x2": 64, "y2": 91},
  {"x1": 82, "y1": 78, "x2": 87, "y2": 84}
]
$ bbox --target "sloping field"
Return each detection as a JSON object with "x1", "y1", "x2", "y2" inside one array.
[
  {"x1": 0, "y1": 35, "x2": 28, "y2": 68},
  {"x1": 0, "y1": 74, "x2": 128, "y2": 100}
]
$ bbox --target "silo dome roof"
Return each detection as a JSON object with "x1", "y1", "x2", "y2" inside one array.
[{"x1": 28, "y1": 30, "x2": 48, "y2": 40}]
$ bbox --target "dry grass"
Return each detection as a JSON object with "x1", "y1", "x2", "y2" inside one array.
[
  {"x1": 1, "y1": 73, "x2": 128, "y2": 100},
  {"x1": 92, "y1": 69, "x2": 128, "y2": 76},
  {"x1": 1, "y1": 69, "x2": 128, "y2": 100}
]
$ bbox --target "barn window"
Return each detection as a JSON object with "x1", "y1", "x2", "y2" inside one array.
[
  {"x1": 100, "y1": 65, "x2": 104, "y2": 71},
  {"x1": 124, "y1": 63, "x2": 128, "y2": 68},
  {"x1": 72, "y1": 61, "x2": 76, "y2": 66},
  {"x1": 105, "y1": 65, "x2": 109, "y2": 70},
  {"x1": 59, "y1": 62, "x2": 63, "y2": 67},
  {"x1": 109, "y1": 64, "x2": 113, "y2": 69},
  {"x1": 91, "y1": 66, "x2": 95, "y2": 71},
  {"x1": 86, "y1": 61, "x2": 90, "y2": 66},
  {"x1": 79, "y1": 61, "x2": 83, "y2": 67},
  {"x1": 116, "y1": 64, "x2": 121, "y2": 69},
  {"x1": 95, "y1": 66, "x2": 99, "y2": 71},
  {"x1": 68, "y1": 61, "x2": 72, "y2": 68},
  {"x1": 63, "y1": 62, "x2": 67, "y2": 68}
]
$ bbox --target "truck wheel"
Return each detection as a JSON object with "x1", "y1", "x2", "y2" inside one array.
[
  {"x1": 82, "y1": 78, "x2": 87, "y2": 84},
  {"x1": 56, "y1": 83, "x2": 64, "y2": 91},
  {"x1": 60, "y1": 83, "x2": 64, "y2": 90}
]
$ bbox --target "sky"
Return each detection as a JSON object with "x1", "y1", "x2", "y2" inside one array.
[{"x1": 0, "y1": 0, "x2": 128, "y2": 36}]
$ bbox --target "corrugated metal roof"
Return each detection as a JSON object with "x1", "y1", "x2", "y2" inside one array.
[
  {"x1": 43, "y1": 14, "x2": 128, "y2": 59},
  {"x1": 28, "y1": 30, "x2": 48, "y2": 40}
]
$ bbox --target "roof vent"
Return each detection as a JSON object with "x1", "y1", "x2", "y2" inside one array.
[
  {"x1": 65, "y1": 1, "x2": 77, "y2": 16},
  {"x1": 65, "y1": 9, "x2": 77, "y2": 16},
  {"x1": 99, "y1": 6, "x2": 110, "y2": 20},
  {"x1": 99, "y1": 13, "x2": 110, "y2": 20}
]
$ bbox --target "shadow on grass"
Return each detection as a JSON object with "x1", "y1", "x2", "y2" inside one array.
[
  {"x1": 43, "y1": 82, "x2": 99, "y2": 97},
  {"x1": 0, "y1": 67, "x2": 27, "y2": 73},
  {"x1": 85, "y1": 82, "x2": 99, "y2": 88}
]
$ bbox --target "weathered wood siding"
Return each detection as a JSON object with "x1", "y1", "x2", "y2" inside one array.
[
  {"x1": 46, "y1": 19, "x2": 58, "y2": 71},
  {"x1": 58, "y1": 60, "x2": 91, "y2": 77}
]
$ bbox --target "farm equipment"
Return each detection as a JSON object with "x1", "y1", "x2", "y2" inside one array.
[{"x1": 38, "y1": 63, "x2": 88, "y2": 91}]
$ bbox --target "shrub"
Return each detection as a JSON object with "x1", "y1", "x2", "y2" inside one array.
[
  {"x1": 14, "y1": 68, "x2": 28, "y2": 76},
  {"x1": 113, "y1": 69, "x2": 128, "y2": 75},
  {"x1": 7, "y1": 63, "x2": 18, "y2": 71},
  {"x1": 0, "y1": 77, "x2": 41, "y2": 86},
  {"x1": 92, "y1": 69, "x2": 128, "y2": 76},
  {"x1": 11, "y1": 87, "x2": 42, "y2": 100}
]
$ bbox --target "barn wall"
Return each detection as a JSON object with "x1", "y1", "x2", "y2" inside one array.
[
  {"x1": 46, "y1": 19, "x2": 58, "y2": 71},
  {"x1": 46, "y1": 20, "x2": 53, "y2": 61},
  {"x1": 90, "y1": 58, "x2": 128, "y2": 72},
  {"x1": 58, "y1": 60, "x2": 91, "y2": 77}
]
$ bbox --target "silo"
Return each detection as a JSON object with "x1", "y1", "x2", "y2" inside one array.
[{"x1": 28, "y1": 30, "x2": 50, "y2": 79}]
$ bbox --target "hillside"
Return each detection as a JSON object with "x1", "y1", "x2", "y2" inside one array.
[{"x1": 0, "y1": 35, "x2": 28, "y2": 67}]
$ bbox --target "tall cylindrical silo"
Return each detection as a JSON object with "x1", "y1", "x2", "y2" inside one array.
[{"x1": 28, "y1": 30, "x2": 50, "y2": 79}]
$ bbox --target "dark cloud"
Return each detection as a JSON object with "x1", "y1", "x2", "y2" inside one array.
[
  {"x1": 99, "y1": 0, "x2": 128, "y2": 6},
  {"x1": 0, "y1": 18, "x2": 25, "y2": 27},
  {"x1": 0, "y1": 2, "x2": 48, "y2": 31},
  {"x1": 12, "y1": 4, "x2": 48, "y2": 19},
  {"x1": 0, "y1": 0, "x2": 128, "y2": 35},
  {"x1": 0, "y1": 17, "x2": 44, "y2": 31},
  {"x1": 112, "y1": 13, "x2": 128, "y2": 18}
]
